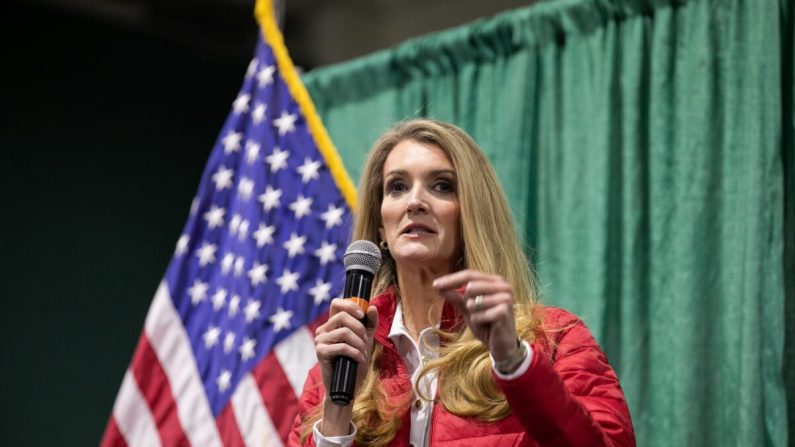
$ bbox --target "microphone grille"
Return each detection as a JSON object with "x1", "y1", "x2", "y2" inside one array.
[{"x1": 343, "y1": 240, "x2": 382, "y2": 274}]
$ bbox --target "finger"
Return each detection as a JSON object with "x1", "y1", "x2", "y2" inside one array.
[
  {"x1": 316, "y1": 342, "x2": 368, "y2": 364},
  {"x1": 321, "y1": 311, "x2": 369, "y2": 338},
  {"x1": 365, "y1": 306, "x2": 379, "y2": 334},
  {"x1": 464, "y1": 292, "x2": 512, "y2": 312},
  {"x1": 461, "y1": 280, "x2": 513, "y2": 300},
  {"x1": 433, "y1": 269, "x2": 504, "y2": 293},
  {"x1": 328, "y1": 297, "x2": 366, "y2": 320},
  {"x1": 470, "y1": 302, "x2": 513, "y2": 326},
  {"x1": 317, "y1": 327, "x2": 368, "y2": 355},
  {"x1": 438, "y1": 287, "x2": 467, "y2": 312}
]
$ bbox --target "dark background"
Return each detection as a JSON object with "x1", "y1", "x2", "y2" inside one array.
[
  {"x1": 2, "y1": 0, "x2": 533, "y2": 445},
  {"x1": 2, "y1": 3, "x2": 250, "y2": 445}
]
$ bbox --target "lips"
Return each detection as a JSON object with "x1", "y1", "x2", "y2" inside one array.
[{"x1": 401, "y1": 223, "x2": 435, "y2": 236}]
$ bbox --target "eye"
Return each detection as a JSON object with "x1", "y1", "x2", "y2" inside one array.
[
  {"x1": 385, "y1": 179, "x2": 408, "y2": 195},
  {"x1": 433, "y1": 178, "x2": 456, "y2": 194}
]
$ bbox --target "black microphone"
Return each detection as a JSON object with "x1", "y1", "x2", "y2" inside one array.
[{"x1": 329, "y1": 240, "x2": 382, "y2": 406}]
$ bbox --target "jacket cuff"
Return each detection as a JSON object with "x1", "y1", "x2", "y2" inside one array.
[
  {"x1": 312, "y1": 420, "x2": 356, "y2": 447},
  {"x1": 490, "y1": 340, "x2": 533, "y2": 380}
]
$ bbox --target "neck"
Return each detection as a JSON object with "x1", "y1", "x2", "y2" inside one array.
[{"x1": 395, "y1": 265, "x2": 447, "y2": 341}]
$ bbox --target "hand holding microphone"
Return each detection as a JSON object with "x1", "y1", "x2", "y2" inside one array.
[{"x1": 314, "y1": 240, "x2": 382, "y2": 413}]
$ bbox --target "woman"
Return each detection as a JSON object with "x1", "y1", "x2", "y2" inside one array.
[{"x1": 289, "y1": 119, "x2": 635, "y2": 446}]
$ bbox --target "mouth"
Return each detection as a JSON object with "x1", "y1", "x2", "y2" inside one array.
[{"x1": 401, "y1": 223, "x2": 436, "y2": 236}]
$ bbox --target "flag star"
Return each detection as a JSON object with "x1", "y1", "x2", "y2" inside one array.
[
  {"x1": 273, "y1": 111, "x2": 297, "y2": 136},
  {"x1": 229, "y1": 295, "x2": 241, "y2": 317},
  {"x1": 204, "y1": 205, "x2": 225, "y2": 229},
  {"x1": 175, "y1": 234, "x2": 189, "y2": 256},
  {"x1": 244, "y1": 299, "x2": 261, "y2": 323},
  {"x1": 283, "y1": 233, "x2": 307, "y2": 258},
  {"x1": 246, "y1": 58, "x2": 258, "y2": 78},
  {"x1": 234, "y1": 256, "x2": 245, "y2": 277},
  {"x1": 229, "y1": 214, "x2": 241, "y2": 235},
  {"x1": 251, "y1": 103, "x2": 267, "y2": 125},
  {"x1": 276, "y1": 269, "x2": 300, "y2": 294},
  {"x1": 221, "y1": 253, "x2": 234, "y2": 274},
  {"x1": 269, "y1": 307, "x2": 294, "y2": 332},
  {"x1": 203, "y1": 325, "x2": 221, "y2": 348},
  {"x1": 195, "y1": 242, "x2": 217, "y2": 266},
  {"x1": 265, "y1": 147, "x2": 290, "y2": 173},
  {"x1": 256, "y1": 65, "x2": 275, "y2": 88},
  {"x1": 289, "y1": 195, "x2": 313, "y2": 219},
  {"x1": 258, "y1": 186, "x2": 282, "y2": 211},
  {"x1": 212, "y1": 288, "x2": 227, "y2": 310},
  {"x1": 253, "y1": 223, "x2": 276, "y2": 247},
  {"x1": 239, "y1": 337, "x2": 257, "y2": 362},
  {"x1": 320, "y1": 204, "x2": 345, "y2": 229},
  {"x1": 296, "y1": 158, "x2": 322, "y2": 183},
  {"x1": 238, "y1": 220, "x2": 250, "y2": 240},
  {"x1": 211, "y1": 166, "x2": 234, "y2": 191},
  {"x1": 223, "y1": 332, "x2": 236, "y2": 353},
  {"x1": 245, "y1": 140, "x2": 261, "y2": 164},
  {"x1": 248, "y1": 262, "x2": 269, "y2": 287},
  {"x1": 187, "y1": 279, "x2": 209, "y2": 305},
  {"x1": 221, "y1": 131, "x2": 243, "y2": 154},
  {"x1": 232, "y1": 93, "x2": 251, "y2": 114},
  {"x1": 217, "y1": 369, "x2": 232, "y2": 392},
  {"x1": 309, "y1": 279, "x2": 332, "y2": 305},
  {"x1": 237, "y1": 177, "x2": 255, "y2": 201},
  {"x1": 314, "y1": 241, "x2": 338, "y2": 265},
  {"x1": 190, "y1": 197, "x2": 199, "y2": 215}
]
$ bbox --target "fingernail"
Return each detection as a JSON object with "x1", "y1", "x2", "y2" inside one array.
[{"x1": 356, "y1": 309, "x2": 364, "y2": 319}]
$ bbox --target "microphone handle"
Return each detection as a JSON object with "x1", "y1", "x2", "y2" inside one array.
[{"x1": 329, "y1": 269, "x2": 374, "y2": 405}]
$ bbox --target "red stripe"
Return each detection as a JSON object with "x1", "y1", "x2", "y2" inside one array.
[
  {"x1": 100, "y1": 417, "x2": 130, "y2": 447},
  {"x1": 130, "y1": 334, "x2": 191, "y2": 446},
  {"x1": 244, "y1": 318, "x2": 326, "y2": 444},
  {"x1": 250, "y1": 352, "x2": 299, "y2": 443},
  {"x1": 307, "y1": 313, "x2": 328, "y2": 334},
  {"x1": 216, "y1": 402, "x2": 246, "y2": 447}
]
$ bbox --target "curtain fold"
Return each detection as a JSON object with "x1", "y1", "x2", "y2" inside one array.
[{"x1": 302, "y1": 0, "x2": 792, "y2": 445}]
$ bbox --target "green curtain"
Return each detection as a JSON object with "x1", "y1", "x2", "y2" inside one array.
[{"x1": 302, "y1": 0, "x2": 793, "y2": 446}]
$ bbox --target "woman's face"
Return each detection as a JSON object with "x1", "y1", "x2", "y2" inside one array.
[{"x1": 379, "y1": 139, "x2": 460, "y2": 273}]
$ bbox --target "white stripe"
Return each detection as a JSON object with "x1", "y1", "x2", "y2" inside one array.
[
  {"x1": 113, "y1": 369, "x2": 163, "y2": 447},
  {"x1": 273, "y1": 326, "x2": 317, "y2": 396},
  {"x1": 231, "y1": 374, "x2": 283, "y2": 447},
  {"x1": 145, "y1": 281, "x2": 223, "y2": 447}
]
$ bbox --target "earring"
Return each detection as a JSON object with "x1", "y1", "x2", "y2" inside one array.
[{"x1": 379, "y1": 240, "x2": 388, "y2": 250}]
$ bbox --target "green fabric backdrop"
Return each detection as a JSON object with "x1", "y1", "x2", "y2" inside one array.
[{"x1": 302, "y1": 0, "x2": 793, "y2": 446}]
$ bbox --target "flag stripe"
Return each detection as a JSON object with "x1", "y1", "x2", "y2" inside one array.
[
  {"x1": 145, "y1": 282, "x2": 223, "y2": 447},
  {"x1": 252, "y1": 352, "x2": 300, "y2": 443},
  {"x1": 273, "y1": 326, "x2": 318, "y2": 397},
  {"x1": 130, "y1": 335, "x2": 190, "y2": 445},
  {"x1": 100, "y1": 417, "x2": 130, "y2": 447},
  {"x1": 217, "y1": 401, "x2": 247, "y2": 447},
  {"x1": 111, "y1": 370, "x2": 162, "y2": 447},
  {"x1": 232, "y1": 374, "x2": 283, "y2": 447}
]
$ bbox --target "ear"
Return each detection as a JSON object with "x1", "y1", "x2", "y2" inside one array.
[{"x1": 378, "y1": 226, "x2": 385, "y2": 242}]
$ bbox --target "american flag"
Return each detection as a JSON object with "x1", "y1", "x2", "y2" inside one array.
[{"x1": 101, "y1": 7, "x2": 355, "y2": 446}]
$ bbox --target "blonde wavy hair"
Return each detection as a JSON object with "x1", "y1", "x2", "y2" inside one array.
[{"x1": 300, "y1": 119, "x2": 543, "y2": 446}]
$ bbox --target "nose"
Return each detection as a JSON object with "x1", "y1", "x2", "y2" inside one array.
[{"x1": 405, "y1": 185, "x2": 427, "y2": 214}]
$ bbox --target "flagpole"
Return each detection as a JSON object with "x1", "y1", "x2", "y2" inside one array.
[{"x1": 272, "y1": 0, "x2": 285, "y2": 32}]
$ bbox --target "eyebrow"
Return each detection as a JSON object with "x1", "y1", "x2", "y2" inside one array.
[{"x1": 384, "y1": 168, "x2": 456, "y2": 178}]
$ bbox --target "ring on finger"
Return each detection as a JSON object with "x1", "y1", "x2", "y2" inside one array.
[{"x1": 474, "y1": 294, "x2": 485, "y2": 311}]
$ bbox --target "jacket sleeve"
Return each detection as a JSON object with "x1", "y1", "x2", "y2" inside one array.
[
  {"x1": 287, "y1": 365, "x2": 324, "y2": 447},
  {"x1": 493, "y1": 311, "x2": 635, "y2": 447}
]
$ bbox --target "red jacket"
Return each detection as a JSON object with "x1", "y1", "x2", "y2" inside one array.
[{"x1": 289, "y1": 289, "x2": 635, "y2": 447}]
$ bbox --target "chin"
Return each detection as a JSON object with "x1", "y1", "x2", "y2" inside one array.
[{"x1": 392, "y1": 248, "x2": 450, "y2": 270}]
